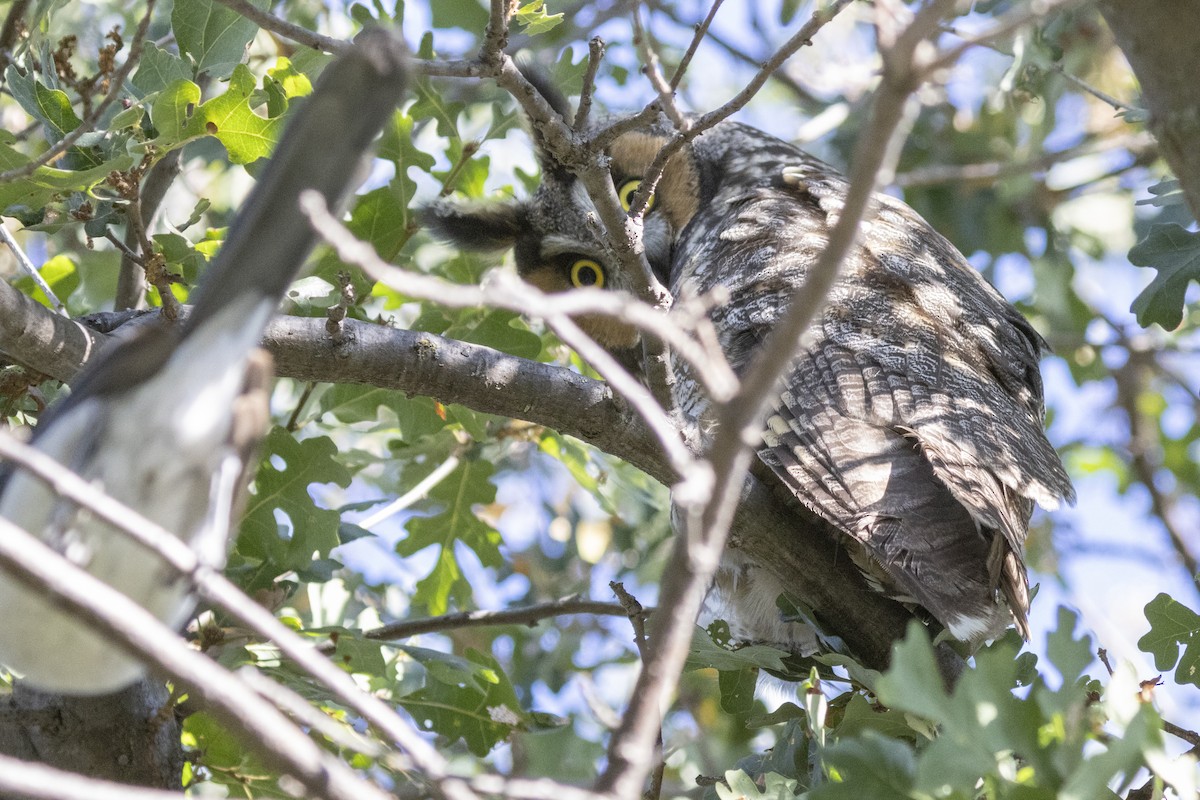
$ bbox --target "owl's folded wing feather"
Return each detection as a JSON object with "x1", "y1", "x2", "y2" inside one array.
[{"x1": 713, "y1": 157, "x2": 1074, "y2": 643}]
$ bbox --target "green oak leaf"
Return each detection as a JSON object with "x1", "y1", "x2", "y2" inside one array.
[
  {"x1": 173, "y1": 0, "x2": 267, "y2": 79},
  {"x1": 238, "y1": 428, "x2": 353, "y2": 588},
  {"x1": 131, "y1": 43, "x2": 192, "y2": 96},
  {"x1": 716, "y1": 770, "x2": 798, "y2": 800},
  {"x1": 5, "y1": 66, "x2": 83, "y2": 141},
  {"x1": 1129, "y1": 223, "x2": 1200, "y2": 329},
  {"x1": 192, "y1": 64, "x2": 284, "y2": 164},
  {"x1": 399, "y1": 648, "x2": 528, "y2": 756},
  {"x1": 12, "y1": 254, "x2": 78, "y2": 308},
  {"x1": 513, "y1": 0, "x2": 564, "y2": 35},
  {"x1": 1138, "y1": 592, "x2": 1200, "y2": 687},
  {"x1": 0, "y1": 133, "x2": 134, "y2": 219},
  {"x1": 686, "y1": 624, "x2": 789, "y2": 673},
  {"x1": 396, "y1": 459, "x2": 502, "y2": 615},
  {"x1": 807, "y1": 734, "x2": 918, "y2": 799}
]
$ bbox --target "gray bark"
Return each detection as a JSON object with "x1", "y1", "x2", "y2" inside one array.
[
  {"x1": 0, "y1": 679, "x2": 182, "y2": 792},
  {"x1": 1101, "y1": 0, "x2": 1200, "y2": 222}
]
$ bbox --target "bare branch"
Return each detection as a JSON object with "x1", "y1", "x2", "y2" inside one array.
[
  {"x1": 0, "y1": 0, "x2": 30, "y2": 72},
  {"x1": 924, "y1": 0, "x2": 1095, "y2": 76},
  {"x1": 0, "y1": 278, "x2": 105, "y2": 379},
  {"x1": 0, "y1": 753, "x2": 185, "y2": 800},
  {"x1": 0, "y1": 516, "x2": 393, "y2": 800},
  {"x1": 573, "y1": 37, "x2": 606, "y2": 131},
  {"x1": 894, "y1": 130, "x2": 1156, "y2": 188},
  {"x1": 0, "y1": 223, "x2": 64, "y2": 314},
  {"x1": 210, "y1": 0, "x2": 348, "y2": 54},
  {"x1": 115, "y1": 149, "x2": 182, "y2": 310},
  {"x1": 1163, "y1": 720, "x2": 1200, "y2": 750},
  {"x1": 669, "y1": 0, "x2": 726, "y2": 91},
  {"x1": 1113, "y1": 357, "x2": 1200, "y2": 578},
  {"x1": 0, "y1": 0, "x2": 155, "y2": 182},
  {"x1": 334, "y1": 596, "x2": 635, "y2": 647},
  {"x1": 632, "y1": 6, "x2": 688, "y2": 129},
  {"x1": 649, "y1": 0, "x2": 821, "y2": 107},
  {"x1": 480, "y1": 0, "x2": 513, "y2": 65}
]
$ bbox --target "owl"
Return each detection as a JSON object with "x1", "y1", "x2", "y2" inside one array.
[{"x1": 425, "y1": 83, "x2": 1075, "y2": 663}]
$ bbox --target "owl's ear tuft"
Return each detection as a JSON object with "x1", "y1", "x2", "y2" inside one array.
[
  {"x1": 422, "y1": 200, "x2": 526, "y2": 251},
  {"x1": 514, "y1": 58, "x2": 574, "y2": 178},
  {"x1": 515, "y1": 58, "x2": 573, "y2": 122}
]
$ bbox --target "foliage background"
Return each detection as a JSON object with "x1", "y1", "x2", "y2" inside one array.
[{"x1": 0, "y1": 0, "x2": 1198, "y2": 797}]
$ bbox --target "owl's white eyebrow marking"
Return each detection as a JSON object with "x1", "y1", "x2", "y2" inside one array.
[{"x1": 540, "y1": 235, "x2": 597, "y2": 258}]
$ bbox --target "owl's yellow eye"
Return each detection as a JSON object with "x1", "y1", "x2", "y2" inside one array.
[
  {"x1": 570, "y1": 259, "x2": 605, "y2": 289},
  {"x1": 617, "y1": 179, "x2": 655, "y2": 213}
]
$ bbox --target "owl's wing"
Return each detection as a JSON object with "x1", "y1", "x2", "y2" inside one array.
[{"x1": 732, "y1": 159, "x2": 1074, "y2": 642}]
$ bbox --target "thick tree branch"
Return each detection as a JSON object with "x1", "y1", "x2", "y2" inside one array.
[{"x1": 1099, "y1": 0, "x2": 1200, "y2": 222}]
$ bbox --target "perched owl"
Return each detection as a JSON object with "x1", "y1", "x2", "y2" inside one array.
[{"x1": 426, "y1": 85, "x2": 1074, "y2": 661}]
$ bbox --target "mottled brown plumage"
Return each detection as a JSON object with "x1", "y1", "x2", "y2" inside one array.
[{"x1": 427, "y1": 108, "x2": 1074, "y2": 655}]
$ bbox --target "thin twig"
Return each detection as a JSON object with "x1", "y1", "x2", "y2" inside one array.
[
  {"x1": 103, "y1": 230, "x2": 143, "y2": 264},
  {"x1": 1163, "y1": 721, "x2": 1200, "y2": 750},
  {"x1": 894, "y1": 130, "x2": 1156, "y2": 188},
  {"x1": 1049, "y1": 62, "x2": 1138, "y2": 114},
  {"x1": 332, "y1": 596, "x2": 635, "y2": 649},
  {"x1": 237, "y1": 666, "x2": 384, "y2": 756},
  {"x1": 0, "y1": 0, "x2": 155, "y2": 182},
  {"x1": 618, "y1": 0, "x2": 856, "y2": 228},
  {"x1": 632, "y1": 6, "x2": 688, "y2": 129},
  {"x1": 921, "y1": 0, "x2": 1093, "y2": 76},
  {"x1": 0, "y1": 753, "x2": 187, "y2": 800},
  {"x1": 115, "y1": 148, "x2": 182, "y2": 310},
  {"x1": 0, "y1": 1, "x2": 30, "y2": 70},
  {"x1": 211, "y1": 0, "x2": 348, "y2": 54},
  {"x1": 358, "y1": 447, "x2": 465, "y2": 530},
  {"x1": 609, "y1": 582, "x2": 665, "y2": 800},
  {"x1": 649, "y1": 0, "x2": 820, "y2": 106},
  {"x1": 573, "y1": 37, "x2": 607, "y2": 131},
  {"x1": 668, "y1": 0, "x2": 726, "y2": 90},
  {"x1": 1112, "y1": 357, "x2": 1200, "y2": 578},
  {"x1": 0, "y1": 223, "x2": 66, "y2": 314},
  {"x1": 284, "y1": 381, "x2": 316, "y2": 431}
]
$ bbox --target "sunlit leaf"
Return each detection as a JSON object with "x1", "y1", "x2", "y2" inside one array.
[{"x1": 1138, "y1": 593, "x2": 1200, "y2": 687}]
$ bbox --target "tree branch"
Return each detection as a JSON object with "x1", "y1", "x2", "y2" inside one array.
[
  {"x1": 0, "y1": 516, "x2": 394, "y2": 800},
  {"x1": 336, "y1": 597, "x2": 634, "y2": 647},
  {"x1": 0, "y1": 431, "x2": 477, "y2": 800},
  {"x1": 0, "y1": 753, "x2": 186, "y2": 800},
  {"x1": 210, "y1": 0, "x2": 348, "y2": 54},
  {"x1": 1100, "y1": 0, "x2": 1200, "y2": 222}
]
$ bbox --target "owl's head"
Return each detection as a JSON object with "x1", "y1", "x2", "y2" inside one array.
[{"x1": 422, "y1": 80, "x2": 703, "y2": 348}]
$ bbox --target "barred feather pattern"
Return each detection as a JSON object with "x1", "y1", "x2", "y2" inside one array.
[{"x1": 672, "y1": 123, "x2": 1075, "y2": 644}]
